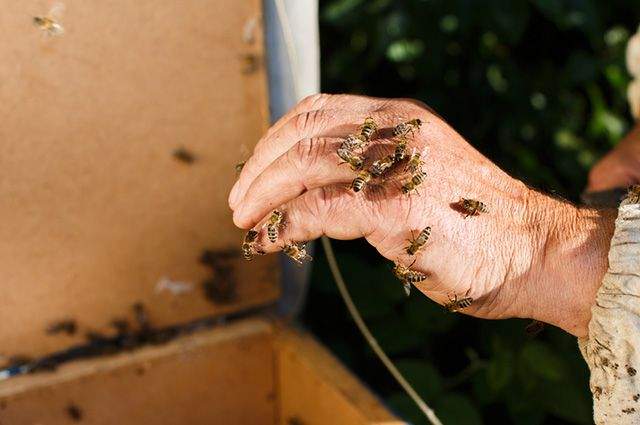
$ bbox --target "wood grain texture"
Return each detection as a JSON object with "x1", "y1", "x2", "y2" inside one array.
[{"x1": 0, "y1": 0, "x2": 278, "y2": 357}]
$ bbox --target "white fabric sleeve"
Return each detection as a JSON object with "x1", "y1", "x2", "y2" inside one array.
[{"x1": 578, "y1": 198, "x2": 640, "y2": 424}]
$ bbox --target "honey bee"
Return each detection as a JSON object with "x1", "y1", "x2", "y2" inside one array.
[
  {"x1": 283, "y1": 242, "x2": 312, "y2": 266},
  {"x1": 444, "y1": 292, "x2": 473, "y2": 312},
  {"x1": 393, "y1": 137, "x2": 408, "y2": 162},
  {"x1": 393, "y1": 260, "x2": 427, "y2": 296},
  {"x1": 350, "y1": 170, "x2": 372, "y2": 193},
  {"x1": 360, "y1": 117, "x2": 378, "y2": 141},
  {"x1": 405, "y1": 148, "x2": 425, "y2": 173},
  {"x1": 266, "y1": 210, "x2": 284, "y2": 243},
  {"x1": 33, "y1": 3, "x2": 65, "y2": 36},
  {"x1": 401, "y1": 170, "x2": 427, "y2": 194},
  {"x1": 341, "y1": 134, "x2": 368, "y2": 152},
  {"x1": 627, "y1": 184, "x2": 640, "y2": 203},
  {"x1": 459, "y1": 198, "x2": 488, "y2": 217},
  {"x1": 337, "y1": 148, "x2": 364, "y2": 170},
  {"x1": 369, "y1": 155, "x2": 395, "y2": 177},
  {"x1": 405, "y1": 226, "x2": 431, "y2": 255},
  {"x1": 235, "y1": 161, "x2": 246, "y2": 173},
  {"x1": 242, "y1": 230, "x2": 264, "y2": 261},
  {"x1": 393, "y1": 119, "x2": 422, "y2": 138}
]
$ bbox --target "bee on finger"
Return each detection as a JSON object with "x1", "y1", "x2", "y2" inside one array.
[
  {"x1": 369, "y1": 155, "x2": 395, "y2": 177},
  {"x1": 626, "y1": 184, "x2": 640, "y2": 204},
  {"x1": 393, "y1": 118, "x2": 422, "y2": 138},
  {"x1": 283, "y1": 242, "x2": 312, "y2": 266},
  {"x1": 337, "y1": 148, "x2": 364, "y2": 171},
  {"x1": 341, "y1": 134, "x2": 368, "y2": 152},
  {"x1": 350, "y1": 170, "x2": 372, "y2": 193},
  {"x1": 401, "y1": 170, "x2": 427, "y2": 194},
  {"x1": 393, "y1": 260, "x2": 427, "y2": 296},
  {"x1": 242, "y1": 230, "x2": 265, "y2": 261},
  {"x1": 444, "y1": 292, "x2": 474, "y2": 313},
  {"x1": 405, "y1": 226, "x2": 431, "y2": 255},
  {"x1": 405, "y1": 148, "x2": 425, "y2": 173},
  {"x1": 393, "y1": 137, "x2": 408, "y2": 162},
  {"x1": 360, "y1": 117, "x2": 378, "y2": 141},
  {"x1": 459, "y1": 198, "x2": 488, "y2": 218},
  {"x1": 266, "y1": 210, "x2": 285, "y2": 243}
]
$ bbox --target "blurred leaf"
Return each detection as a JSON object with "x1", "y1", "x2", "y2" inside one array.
[
  {"x1": 403, "y1": 295, "x2": 458, "y2": 334},
  {"x1": 387, "y1": 39, "x2": 425, "y2": 63},
  {"x1": 486, "y1": 350, "x2": 513, "y2": 392},
  {"x1": 396, "y1": 359, "x2": 444, "y2": 399},
  {"x1": 520, "y1": 341, "x2": 566, "y2": 382},
  {"x1": 434, "y1": 393, "x2": 483, "y2": 425},
  {"x1": 370, "y1": 316, "x2": 425, "y2": 355},
  {"x1": 323, "y1": 0, "x2": 364, "y2": 22}
]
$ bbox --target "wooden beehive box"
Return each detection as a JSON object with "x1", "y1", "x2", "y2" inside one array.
[{"x1": 0, "y1": 1, "x2": 400, "y2": 423}]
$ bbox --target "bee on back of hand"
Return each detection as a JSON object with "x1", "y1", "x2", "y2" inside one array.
[
  {"x1": 405, "y1": 226, "x2": 431, "y2": 255},
  {"x1": 393, "y1": 260, "x2": 427, "y2": 296},
  {"x1": 393, "y1": 118, "x2": 422, "y2": 138},
  {"x1": 283, "y1": 242, "x2": 312, "y2": 266},
  {"x1": 242, "y1": 230, "x2": 265, "y2": 261},
  {"x1": 341, "y1": 134, "x2": 368, "y2": 152},
  {"x1": 627, "y1": 184, "x2": 640, "y2": 204},
  {"x1": 405, "y1": 148, "x2": 425, "y2": 173},
  {"x1": 444, "y1": 292, "x2": 473, "y2": 312},
  {"x1": 360, "y1": 117, "x2": 378, "y2": 142},
  {"x1": 350, "y1": 170, "x2": 372, "y2": 193},
  {"x1": 401, "y1": 170, "x2": 427, "y2": 194},
  {"x1": 459, "y1": 198, "x2": 488, "y2": 217},
  {"x1": 337, "y1": 148, "x2": 364, "y2": 171},
  {"x1": 369, "y1": 155, "x2": 395, "y2": 177},
  {"x1": 393, "y1": 137, "x2": 408, "y2": 162},
  {"x1": 266, "y1": 210, "x2": 285, "y2": 243}
]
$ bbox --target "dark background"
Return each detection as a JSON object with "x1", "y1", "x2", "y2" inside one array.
[{"x1": 302, "y1": 1, "x2": 640, "y2": 424}]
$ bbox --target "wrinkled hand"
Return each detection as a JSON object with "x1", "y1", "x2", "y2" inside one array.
[
  {"x1": 587, "y1": 123, "x2": 640, "y2": 191},
  {"x1": 229, "y1": 94, "x2": 614, "y2": 337}
]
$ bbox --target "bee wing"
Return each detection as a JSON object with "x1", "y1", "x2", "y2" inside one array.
[
  {"x1": 48, "y1": 2, "x2": 65, "y2": 19},
  {"x1": 402, "y1": 282, "x2": 411, "y2": 297}
]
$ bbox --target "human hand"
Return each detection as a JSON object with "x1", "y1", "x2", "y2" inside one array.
[
  {"x1": 229, "y1": 94, "x2": 614, "y2": 337},
  {"x1": 587, "y1": 123, "x2": 640, "y2": 192}
]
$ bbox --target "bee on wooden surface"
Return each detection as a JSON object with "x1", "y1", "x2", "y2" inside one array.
[
  {"x1": 360, "y1": 117, "x2": 378, "y2": 141},
  {"x1": 341, "y1": 134, "x2": 368, "y2": 152},
  {"x1": 393, "y1": 260, "x2": 427, "y2": 296},
  {"x1": 337, "y1": 148, "x2": 364, "y2": 171},
  {"x1": 459, "y1": 198, "x2": 488, "y2": 217},
  {"x1": 242, "y1": 229, "x2": 264, "y2": 261},
  {"x1": 405, "y1": 226, "x2": 431, "y2": 256},
  {"x1": 627, "y1": 184, "x2": 640, "y2": 203},
  {"x1": 350, "y1": 170, "x2": 372, "y2": 193},
  {"x1": 266, "y1": 210, "x2": 285, "y2": 243},
  {"x1": 393, "y1": 119, "x2": 422, "y2": 138},
  {"x1": 405, "y1": 148, "x2": 425, "y2": 173},
  {"x1": 401, "y1": 170, "x2": 427, "y2": 194},
  {"x1": 33, "y1": 3, "x2": 65, "y2": 36},
  {"x1": 283, "y1": 242, "x2": 312, "y2": 266},
  {"x1": 369, "y1": 155, "x2": 395, "y2": 177},
  {"x1": 393, "y1": 137, "x2": 408, "y2": 162},
  {"x1": 444, "y1": 292, "x2": 473, "y2": 312}
]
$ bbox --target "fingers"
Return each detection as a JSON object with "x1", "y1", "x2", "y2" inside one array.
[
  {"x1": 232, "y1": 137, "x2": 361, "y2": 228},
  {"x1": 251, "y1": 185, "x2": 374, "y2": 253}
]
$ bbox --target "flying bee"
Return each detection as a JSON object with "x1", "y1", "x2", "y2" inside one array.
[
  {"x1": 405, "y1": 148, "x2": 425, "y2": 173},
  {"x1": 627, "y1": 184, "x2": 640, "y2": 204},
  {"x1": 283, "y1": 242, "x2": 312, "y2": 266},
  {"x1": 350, "y1": 170, "x2": 372, "y2": 193},
  {"x1": 393, "y1": 137, "x2": 408, "y2": 162},
  {"x1": 360, "y1": 117, "x2": 378, "y2": 141},
  {"x1": 33, "y1": 3, "x2": 65, "y2": 36},
  {"x1": 242, "y1": 230, "x2": 264, "y2": 261},
  {"x1": 405, "y1": 226, "x2": 431, "y2": 256},
  {"x1": 369, "y1": 155, "x2": 395, "y2": 177},
  {"x1": 393, "y1": 118, "x2": 423, "y2": 138},
  {"x1": 459, "y1": 198, "x2": 488, "y2": 217},
  {"x1": 392, "y1": 260, "x2": 427, "y2": 296},
  {"x1": 266, "y1": 210, "x2": 284, "y2": 243},
  {"x1": 444, "y1": 292, "x2": 474, "y2": 313},
  {"x1": 337, "y1": 148, "x2": 364, "y2": 171},
  {"x1": 401, "y1": 170, "x2": 427, "y2": 194},
  {"x1": 341, "y1": 134, "x2": 368, "y2": 152}
]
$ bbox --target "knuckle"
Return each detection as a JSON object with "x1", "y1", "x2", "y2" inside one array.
[
  {"x1": 294, "y1": 110, "x2": 322, "y2": 134},
  {"x1": 299, "y1": 93, "x2": 330, "y2": 110},
  {"x1": 287, "y1": 138, "x2": 326, "y2": 180}
]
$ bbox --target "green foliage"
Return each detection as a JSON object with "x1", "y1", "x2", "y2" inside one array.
[{"x1": 303, "y1": 0, "x2": 640, "y2": 423}]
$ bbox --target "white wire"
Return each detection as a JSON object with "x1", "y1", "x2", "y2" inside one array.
[{"x1": 273, "y1": 1, "x2": 442, "y2": 423}]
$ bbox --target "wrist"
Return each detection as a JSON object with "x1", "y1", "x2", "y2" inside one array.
[{"x1": 511, "y1": 196, "x2": 615, "y2": 337}]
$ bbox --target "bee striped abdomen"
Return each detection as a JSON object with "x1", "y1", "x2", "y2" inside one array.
[{"x1": 360, "y1": 117, "x2": 377, "y2": 141}]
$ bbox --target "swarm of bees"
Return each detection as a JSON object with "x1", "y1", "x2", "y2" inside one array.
[{"x1": 234, "y1": 115, "x2": 488, "y2": 311}]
